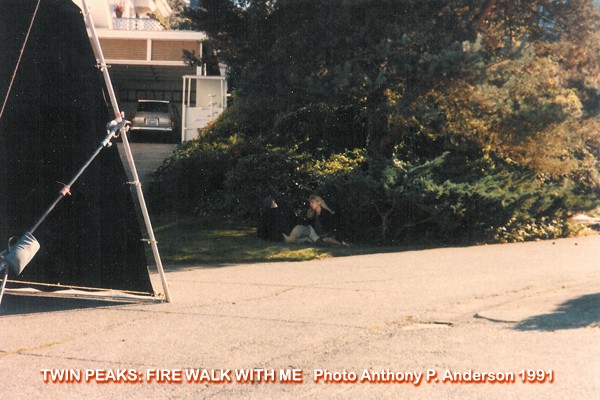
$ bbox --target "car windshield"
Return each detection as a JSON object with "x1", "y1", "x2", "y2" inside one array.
[{"x1": 137, "y1": 102, "x2": 169, "y2": 113}]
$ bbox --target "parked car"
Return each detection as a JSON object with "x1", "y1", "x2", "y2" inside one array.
[{"x1": 129, "y1": 100, "x2": 180, "y2": 143}]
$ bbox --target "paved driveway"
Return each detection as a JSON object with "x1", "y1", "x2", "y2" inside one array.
[{"x1": 117, "y1": 142, "x2": 177, "y2": 184}]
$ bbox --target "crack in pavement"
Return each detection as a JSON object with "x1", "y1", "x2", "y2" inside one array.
[
  {"x1": 0, "y1": 337, "x2": 77, "y2": 358},
  {"x1": 170, "y1": 279, "x2": 386, "y2": 293},
  {"x1": 114, "y1": 286, "x2": 303, "y2": 315},
  {"x1": 0, "y1": 350, "x2": 200, "y2": 371},
  {"x1": 118, "y1": 309, "x2": 368, "y2": 329},
  {"x1": 473, "y1": 314, "x2": 518, "y2": 324},
  {"x1": 0, "y1": 311, "x2": 159, "y2": 359}
]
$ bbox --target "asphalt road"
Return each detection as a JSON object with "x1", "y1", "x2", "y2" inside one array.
[{"x1": 1, "y1": 235, "x2": 599, "y2": 399}]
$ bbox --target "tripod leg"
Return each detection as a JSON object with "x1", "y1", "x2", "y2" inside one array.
[{"x1": 0, "y1": 269, "x2": 8, "y2": 307}]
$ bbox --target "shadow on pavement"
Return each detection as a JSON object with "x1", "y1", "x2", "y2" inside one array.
[
  {"x1": 514, "y1": 293, "x2": 600, "y2": 331},
  {"x1": 0, "y1": 295, "x2": 123, "y2": 316}
]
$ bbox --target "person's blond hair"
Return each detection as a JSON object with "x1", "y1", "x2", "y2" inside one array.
[{"x1": 307, "y1": 194, "x2": 334, "y2": 218}]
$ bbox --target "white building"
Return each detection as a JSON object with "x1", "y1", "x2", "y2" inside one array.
[{"x1": 72, "y1": 0, "x2": 227, "y2": 141}]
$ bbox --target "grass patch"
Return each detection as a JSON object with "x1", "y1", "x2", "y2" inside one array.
[{"x1": 148, "y1": 214, "x2": 400, "y2": 266}]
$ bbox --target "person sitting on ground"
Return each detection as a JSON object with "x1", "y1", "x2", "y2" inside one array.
[
  {"x1": 257, "y1": 196, "x2": 295, "y2": 242},
  {"x1": 283, "y1": 194, "x2": 347, "y2": 246}
]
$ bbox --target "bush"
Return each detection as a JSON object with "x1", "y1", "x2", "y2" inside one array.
[
  {"x1": 223, "y1": 147, "x2": 367, "y2": 222},
  {"x1": 402, "y1": 171, "x2": 571, "y2": 244},
  {"x1": 318, "y1": 171, "x2": 388, "y2": 243},
  {"x1": 146, "y1": 136, "x2": 242, "y2": 214},
  {"x1": 148, "y1": 123, "x2": 596, "y2": 245},
  {"x1": 315, "y1": 153, "x2": 597, "y2": 244},
  {"x1": 223, "y1": 148, "x2": 314, "y2": 220}
]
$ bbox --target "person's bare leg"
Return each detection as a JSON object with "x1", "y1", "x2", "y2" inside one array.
[
  {"x1": 323, "y1": 237, "x2": 349, "y2": 247},
  {"x1": 283, "y1": 225, "x2": 312, "y2": 243}
]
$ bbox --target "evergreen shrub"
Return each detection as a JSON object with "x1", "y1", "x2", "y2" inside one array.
[{"x1": 316, "y1": 155, "x2": 594, "y2": 244}]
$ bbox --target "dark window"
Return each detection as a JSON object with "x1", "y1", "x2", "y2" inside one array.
[{"x1": 137, "y1": 102, "x2": 169, "y2": 113}]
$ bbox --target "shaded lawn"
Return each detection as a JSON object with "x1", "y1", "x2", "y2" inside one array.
[{"x1": 149, "y1": 215, "x2": 401, "y2": 266}]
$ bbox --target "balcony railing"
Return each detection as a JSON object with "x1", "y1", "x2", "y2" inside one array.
[{"x1": 113, "y1": 17, "x2": 165, "y2": 31}]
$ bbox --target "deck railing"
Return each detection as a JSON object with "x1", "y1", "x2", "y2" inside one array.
[{"x1": 113, "y1": 17, "x2": 165, "y2": 31}]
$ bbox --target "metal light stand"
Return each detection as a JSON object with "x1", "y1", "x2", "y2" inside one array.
[
  {"x1": 0, "y1": 119, "x2": 129, "y2": 306},
  {"x1": 81, "y1": 0, "x2": 171, "y2": 302},
  {"x1": 0, "y1": 251, "x2": 8, "y2": 306}
]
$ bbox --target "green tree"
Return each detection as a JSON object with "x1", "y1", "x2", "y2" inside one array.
[
  {"x1": 185, "y1": 1, "x2": 598, "y2": 158},
  {"x1": 424, "y1": 0, "x2": 600, "y2": 184}
]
